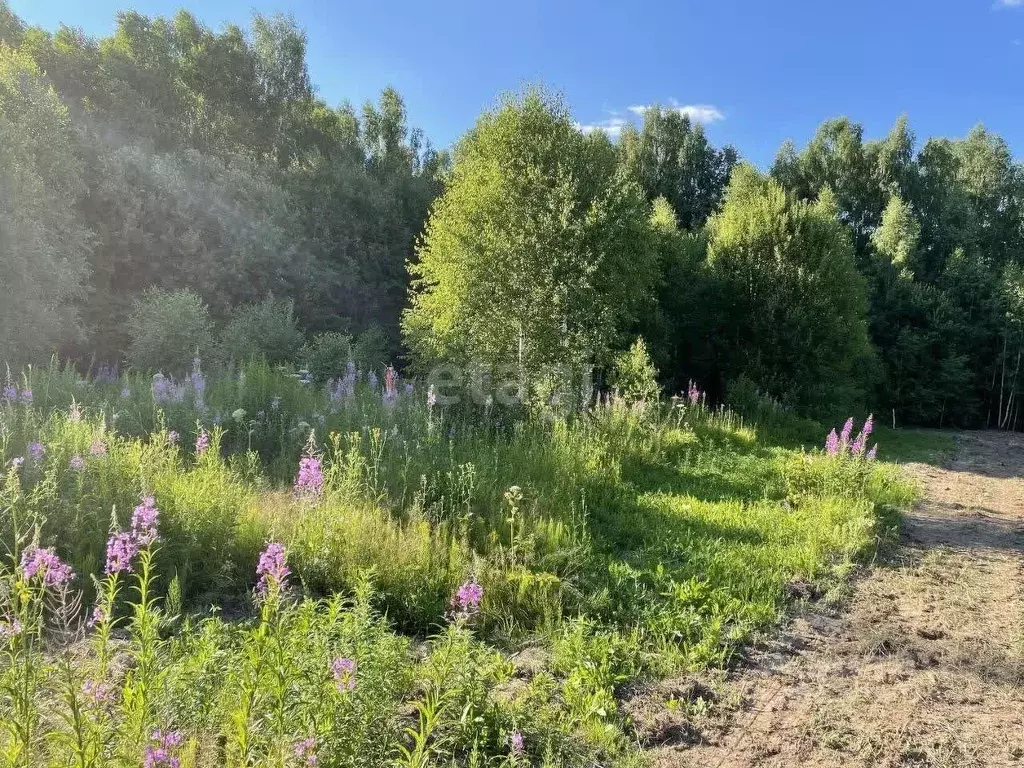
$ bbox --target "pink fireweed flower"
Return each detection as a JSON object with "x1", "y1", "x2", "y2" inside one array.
[
  {"x1": 867, "y1": 444, "x2": 878, "y2": 461},
  {"x1": 851, "y1": 413, "x2": 874, "y2": 456},
  {"x1": 69, "y1": 455, "x2": 85, "y2": 471},
  {"x1": 20, "y1": 546, "x2": 74, "y2": 587},
  {"x1": 19, "y1": 389, "x2": 32, "y2": 405},
  {"x1": 294, "y1": 455, "x2": 324, "y2": 497},
  {"x1": 90, "y1": 439, "x2": 107, "y2": 457},
  {"x1": 824, "y1": 429, "x2": 840, "y2": 456},
  {"x1": 144, "y1": 730, "x2": 183, "y2": 768},
  {"x1": 195, "y1": 430, "x2": 210, "y2": 454},
  {"x1": 295, "y1": 737, "x2": 318, "y2": 767},
  {"x1": 839, "y1": 417, "x2": 854, "y2": 448},
  {"x1": 256, "y1": 542, "x2": 290, "y2": 595},
  {"x1": 131, "y1": 496, "x2": 160, "y2": 546},
  {"x1": 105, "y1": 531, "x2": 139, "y2": 574},
  {"x1": 510, "y1": 731, "x2": 525, "y2": 756},
  {"x1": 10, "y1": 457, "x2": 23, "y2": 471},
  {"x1": 88, "y1": 605, "x2": 106, "y2": 628},
  {"x1": 82, "y1": 679, "x2": 116, "y2": 707},
  {"x1": 166, "y1": 431, "x2": 179, "y2": 445},
  {"x1": 452, "y1": 580, "x2": 483, "y2": 619},
  {"x1": 331, "y1": 657, "x2": 356, "y2": 691},
  {"x1": 687, "y1": 380, "x2": 702, "y2": 406}
]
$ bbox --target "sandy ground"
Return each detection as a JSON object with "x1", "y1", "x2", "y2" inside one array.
[{"x1": 633, "y1": 430, "x2": 1024, "y2": 768}]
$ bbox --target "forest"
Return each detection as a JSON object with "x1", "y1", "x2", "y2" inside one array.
[{"x1": 1, "y1": 4, "x2": 1022, "y2": 428}]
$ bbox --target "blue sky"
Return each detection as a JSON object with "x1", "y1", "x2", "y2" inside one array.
[{"x1": 10, "y1": 0, "x2": 1024, "y2": 167}]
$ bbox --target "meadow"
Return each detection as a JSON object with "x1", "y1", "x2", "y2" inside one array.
[{"x1": 0, "y1": 359, "x2": 917, "y2": 767}]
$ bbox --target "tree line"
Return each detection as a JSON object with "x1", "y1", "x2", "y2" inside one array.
[{"x1": 1, "y1": 4, "x2": 1022, "y2": 428}]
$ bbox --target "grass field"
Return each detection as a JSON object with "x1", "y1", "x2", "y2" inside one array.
[{"x1": 0, "y1": 361, "x2": 924, "y2": 766}]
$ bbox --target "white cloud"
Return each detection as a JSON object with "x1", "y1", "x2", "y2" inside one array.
[
  {"x1": 995, "y1": 0, "x2": 1024, "y2": 8},
  {"x1": 574, "y1": 116, "x2": 629, "y2": 138},
  {"x1": 628, "y1": 100, "x2": 725, "y2": 124}
]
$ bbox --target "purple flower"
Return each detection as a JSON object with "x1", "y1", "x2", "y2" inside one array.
[
  {"x1": 295, "y1": 737, "x2": 318, "y2": 767},
  {"x1": 427, "y1": 385, "x2": 437, "y2": 409},
  {"x1": 687, "y1": 380, "x2": 702, "y2": 406},
  {"x1": 331, "y1": 657, "x2": 356, "y2": 691},
  {"x1": 195, "y1": 430, "x2": 210, "y2": 454},
  {"x1": 120, "y1": 386, "x2": 131, "y2": 398},
  {"x1": 144, "y1": 730, "x2": 183, "y2": 768},
  {"x1": 19, "y1": 389, "x2": 32, "y2": 405},
  {"x1": 867, "y1": 444, "x2": 878, "y2": 461},
  {"x1": 256, "y1": 542, "x2": 290, "y2": 595},
  {"x1": 404, "y1": 382, "x2": 414, "y2": 396},
  {"x1": 10, "y1": 457, "x2": 23, "y2": 471},
  {"x1": 0, "y1": 620, "x2": 23, "y2": 639},
  {"x1": 20, "y1": 546, "x2": 74, "y2": 587},
  {"x1": 82, "y1": 679, "x2": 116, "y2": 707},
  {"x1": 510, "y1": 731, "x2": 524, "y2": 756},
  {"x1": 105, "y1": 531, "x2": 139, "y2": 574},
  {"x1": 88, "y1": 605, "x2": 106, "y2": 628},
  {"x1": 69, "y1": 455, "x2": 85, "y2": 471},
  {"x1": 839, "y1": 417, "x2": 854, "y2": 448},
  {"x1": 294, "y1": 455, "x2": 324, "y2": 497},
  {"x1": 452, "y1": 580, "x2": 483, "y2": 619},
  {"x1": 851, "y1": 413, "x2": 874, "y2": 456},
  {"x1": 368, "y1": 371, "x2": 379, "y2": 391},
  {"x1": 131, "y1": 496, "x2": 160, "y2": 546},
  {"x1": 2, "y1": 385, "x2": 15, "y2": 402},
  {"x1": 28, "y1": 442, "x2": 44, "y2": 461},
  {"x1": 166, "y1": 431, "x2": 179, "y2": 446},
  {"x1": 824, "y1": 429, "x2": 840, "y2": 456},
  {"x1": 90, "y1": 439, "x2": 107, "y2": 457}
]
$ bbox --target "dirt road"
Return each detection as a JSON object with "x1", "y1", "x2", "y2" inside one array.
[{"x1": 647, "y1": 430, "x2": 1024, "y2": 767}]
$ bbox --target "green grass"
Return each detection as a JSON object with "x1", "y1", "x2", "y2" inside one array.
[
  {"x1": 873, "y1": 427, "x2": 957, "y2": 465},
  {"x1": 0, "y1": 363, "x2": 917, "y2": 766}
]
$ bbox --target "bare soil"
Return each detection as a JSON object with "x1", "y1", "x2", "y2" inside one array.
[{"x1": 634, "y1": 430, "x2": 1024, "y2": 768}]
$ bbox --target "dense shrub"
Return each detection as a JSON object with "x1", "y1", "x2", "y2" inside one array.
[
  {"x1": 217, "y1": 296, "x2": 304, "y2": 366},
  {"x1": 126, "y1": 288, "x2": 213, "y2": 374}
]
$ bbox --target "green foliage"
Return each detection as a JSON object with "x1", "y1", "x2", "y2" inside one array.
[
  {"x1": 301, "y1": 332, "x2": 353, "y2": 382},
  {"x1": 218, "y1": 296, "x2": 304, "y2": 366},
  {"x1": 126, "y1": 288, "x2": 213, "y2": 374},
  {"x1": 404, "y1": 88, "x2": 658, "y2": 395},
  {"x1": 612, "y1": 338, "x2": 659, "y2": 404},
  {"x1": 705, "y1": 165, "x2": 874, "y2": 416}
]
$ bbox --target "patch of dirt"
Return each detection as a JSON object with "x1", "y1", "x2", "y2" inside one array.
[{"x1": 646, "y1": 430, "x2": 1024, "y2": 768}]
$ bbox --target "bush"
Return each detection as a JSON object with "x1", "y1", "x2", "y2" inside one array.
[
  {"x1": 218, "y1": 296, "x2": 303, "y2": 366},
  {"x1": 126, "y1": 288, "x2": 213, "y2": 374},
  {"x1": 612, "y1": 337, "x2": 660, "y2": 403},
  {"x1": 301, "y1": 332, "x2": 353, "y2": 383}
]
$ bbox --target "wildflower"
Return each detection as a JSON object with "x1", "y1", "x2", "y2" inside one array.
[
  {"x1": 368, "y1": 370, "x2": 379, "y2": 391},
  {"x1": 385, "y1": 365, "x2": 398, "y2": 398},
  {"x1": 69, "y1": 403, "x2": 82, "y2": 422},
  {"x1": 120, "y1": 386, "x2": 131, "y2": 398},
  {"x1": 131, "y1": 496, "x2": 160, "y2": 546},
  {"x1": 28, "y1": 441, "x2": 44, "y2": 460},
  {"x1": 105, "y1": 531, "x2": 139, "y2": 574},
  {"x1": 404, "y1": 382, "x2": 414, "y2": 396},
  {"x1": 195, "y1": 430, "x2": 210, "y2": 454},
  {"x1": 82, "y1": 679, "x2": 116, "y2": 707},
  {"x1": 167, "y1": 431, "x2": 179, "y2": 445},
  {"x1": 346, "y1": 360, "x2": 356, "y2": 377},
  {"x1": 295, "y1": 737, "x2": 318, "y2": 767},
  {"x1": 19, "y1": 389, "x2": 32, "y2": 405},
  {"x1": 452, "y1": 579, "x2": 483, "y2": 618},
  {"x1": 144, "y1": 730, "x2": 183, "y2": 768},
  {"x1": 10, "y1": 457, "x2": 23, "y2": 471},
  {"x1": 331, "y1": 657, "x2": 356, "y2": 691},
  {"x1": 90, "y1": 439, "x2": 107, "y2": 457},
  {"x1": 88, "y1": 605, "x2": 106, "y2": 628},
  {"x1": 510, "y1": 731, "x2": 524, "y2": 756},
  {"x1": 2, "y1": 385, "x2": 15, "y2": 402},
  {"x1": 21, "y1": 546, "x2": 74, "y2": 587},
  {"x1": 850, "y1": 414, "x2": 874, "y2": 456},
  {"x1": 232, "y1": 408, "x2": 247, "y2": 422},
  {"x1": 0, "y1": 620, "x2": 22, "y2": 640},
  {"x1": 839, "y1": 417, "x2": 854, "y2": 448},
  {"x1": 825, "y1": 429, "x2": 840, "y2": 456},
  {"x1": 294, "y1": 455, "x2": 324, "y2": 498},
  {"x1": 69, "y1": 455, "x2": 85, "y2": 471},
  {"x1": 867, "y1": 444, "x2": 878, "y2": 461},
  {"x1": 256, "y1": 542, "x2": 290, "y2": 595},
  {"x1": 687, "y1": 380, "x2": 702, "y2": 406},
  {"x1": 427, "y1": 384, "x2": 437, "y2": 409}
]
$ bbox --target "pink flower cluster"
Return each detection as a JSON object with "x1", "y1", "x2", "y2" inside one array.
[
  {"x1": 824, "y1": 415, "x2": 877, "y2": 460},
  {"x1": 294, "y1": 455, "x2": 324, "y2": 497},
  {"x1": 256, "y1": 542, "x2": 290, "y2": 595},
  {"x1": 21, "y1": 546, "x2": 74, "y2": 587},
  {"x1": 195, "y1": 430, "x2": 210, "y2": 454},
  {"x1": 131, "y1": 496, "x2": 160, "y2": 546},
  {"x1": 331, "y1": 656, "x2": 356, "y2": 692},
  {"x1": 295, "y1": 736, "x2": 318, "y2": 766},
  {"x1": 103, "y1": 496, "x2": 160, "y2": 575},
  {"x1": 452, "y1": 580, "x2": 483, "y2": 620},
  {"x1": 82, "y1": 679, "x2": 116, "y2": 707},
  {"x1": 143, "y1": 730, "x2": 183, "y2": 768}
]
